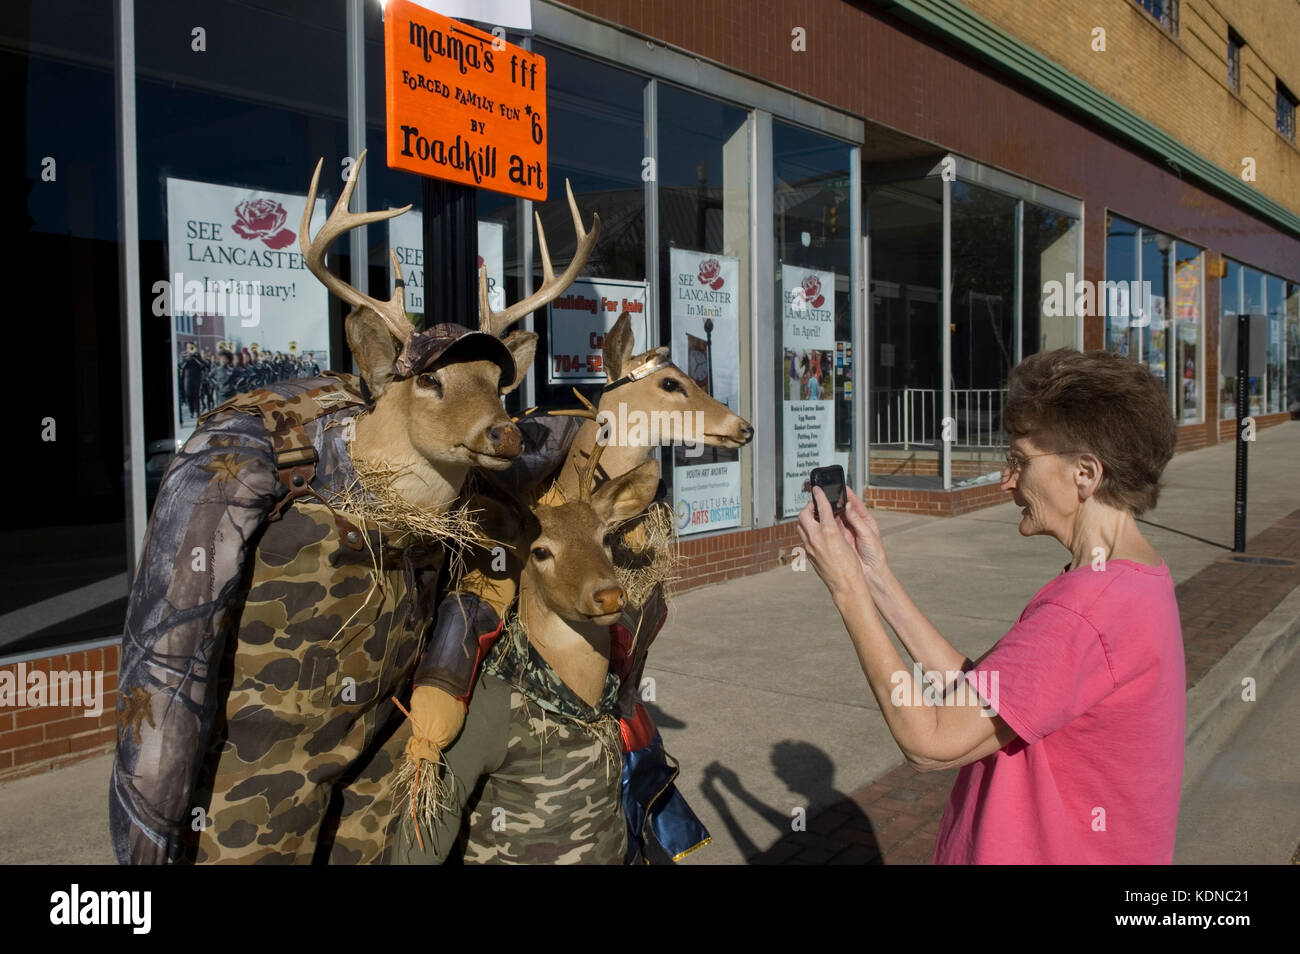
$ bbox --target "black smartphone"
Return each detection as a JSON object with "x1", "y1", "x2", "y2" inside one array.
[{"x1": 806, "y1": 464, "x2": 846, "y2": 520}]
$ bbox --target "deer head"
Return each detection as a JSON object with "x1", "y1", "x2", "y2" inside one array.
[
  {"x1": 299, "y1": 150, "x2": 598, "y2": 510},
  {"x1": 550, "y1": 311, "x2": 754, "y2": 501},
  {"x1": 505, "y1": 439, "x2": 660, "y2": 705}
]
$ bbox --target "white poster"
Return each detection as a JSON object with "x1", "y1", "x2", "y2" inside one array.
[
  {"x1": 781, "y1": 263, "x2": 837, "y2": 517},
  {"x1": 547, "y1": 278, "x2": 648, "y2": 382},
  {"x1": 389, "y1": 213, "x2": 505, "y2": 320},
  {"x1": 165, "y1": 177, "x2": 330, "y2": 443},
  {"x1": 674, "y1": 462, "x2": 742, "y2": 535},
  {"x1": 669, "y1": 248, "x2": 742, "y2": 535}
]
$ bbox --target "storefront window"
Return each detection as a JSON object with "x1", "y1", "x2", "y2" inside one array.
[
  {"x1": 656, "y1": 84, "x2": 752, "y2": 534},
  {"x1": 869, "y1": 170, "x2": 1081, "y2": 490},
  {"x1": 1140, "y1": 229, "x2": 1172, "y2": 389},
  {"x1": 775, "y1": 122, "x2": 854, "y2": 517},
  {"x1": 1243, "y1": 267, "x2": 1266, "y2": 415},
  {"x1": 135, "y1": 0, "x2": 350, "y2": 474},
  {"x1": 529, "y1": 42, "x2": 646, "y2": 411},
  {"x1": 1171, "y1": 243, "x2": 1203, "y2": 422},
  {"x1": 4, "y1": 1, "x2": 127, "y2": 657},
  {"x1": 867, "y1": 178, "x2": 942, "y2": 486},
  {"x1": 1106, "y1": 214, "x2": 1202, "y2": 421},
  {"x1": 1023, "y1": 202, "x2": 1080, "y2": 355},
  {"x1": 1266, "y1": 275, "x2": 1286, "y2": 413},
  {"x1": 1288, "y1": 283, "x2": 1300, "y2": 413},
  {"x1": 1220, "y1": 259, "x2": 1241, "y2": 419},
  {"x1": 951, "y1": 181, "x2": 1016, "y2": 477},
  {"x1": 1105, "y1": 215, "x2": 1139, "y2": 357}
]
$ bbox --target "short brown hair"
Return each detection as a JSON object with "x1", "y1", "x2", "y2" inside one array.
[{"x1": 1002, "y1": 349, "x2": 1177, "y2": 515}]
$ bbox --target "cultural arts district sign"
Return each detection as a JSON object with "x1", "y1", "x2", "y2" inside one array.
[{"x1": 384, "y1": 0, "x2": 547, "y2": 200}]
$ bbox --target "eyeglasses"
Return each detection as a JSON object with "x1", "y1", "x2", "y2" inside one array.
[{"x1": 1001, "y1": 450, "x2": 1079, "y2": 477}]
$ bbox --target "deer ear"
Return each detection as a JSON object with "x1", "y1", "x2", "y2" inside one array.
[
  {"x1": 499, "y1": 330, "x2": 537, "y2": 395},
  {"x1": 633, "y1": 345, "x2": 670, "y2": 366},
  {"x1": 602, "y1": 311, "x2": 636, "y2": 380},
  {"x1": 345, "y1": 306, "x2": 398, "y2": 398},
  {"x1": 591, "y1": 458, "x2": 660, "y2": 525}
]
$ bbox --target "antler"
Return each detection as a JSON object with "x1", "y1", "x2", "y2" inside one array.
[
  {"x1": 479, "y1": 179, "x2": 600, "y2": 337},
  {"x1": 301, "y1": 149, "x2": 415, "y2": 347},
  {"x1": 544, "y1": 389, "x2": 606, "y2": 501},
  {"x1": 546, "y1": 387, "x2": 600, "y2": 419},
  {"x1": 577, "y1": 434, "x2": 607, "y2": 503}
]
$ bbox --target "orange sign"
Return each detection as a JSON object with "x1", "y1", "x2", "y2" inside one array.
[{"x1": 383, "y1": 0, "x2": 547, "y2": 200}]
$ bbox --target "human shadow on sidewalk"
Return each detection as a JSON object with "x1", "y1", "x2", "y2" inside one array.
[
  {"x1": 642, "y1": 700, "x2": 686, "y2": 730},
  {"x1": 699, "y1": 740, "x2": 881, "y2": 864}
]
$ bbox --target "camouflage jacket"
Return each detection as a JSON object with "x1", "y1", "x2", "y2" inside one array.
[{"x1": 109, "y1": 372, "x2": 430, "y2": 864}]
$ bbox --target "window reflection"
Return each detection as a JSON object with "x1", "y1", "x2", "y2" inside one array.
[
  {"x1": 951, "y1": 181, "x2": 1016, "y2": 472},
  {"x1": 1023, "y1": 203, "x2": 1079, "y2": 355},
  {"x1": 867, "y1": 178, "x2": 941, "y2": 487},
  {"x1": 1105, "y1": 214, "x2": 1203, "y2": 422},
  {"x1": 530, "y1": 42, "x2": 645, "y2": 411},
  {"x1": 657, "y1": 84, "x2": 751, "y2": 531},
  {"x1": 1105, "y1": 215, "x2": 1138, "y2": 357},
  {"x1": 775, "y1": 122, "x2": 853, "y2": 516},
  {"x1": 2, "y1": 0, "x2": 126, "y2": 656}
]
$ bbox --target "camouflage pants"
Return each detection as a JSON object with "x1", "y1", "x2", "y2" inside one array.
[
  {"x1": 393, "y1": 670, "x2": 627, "y2": 865},
  {"x1": 194, "y1": 502, "x2": 437, "y2": 864}
]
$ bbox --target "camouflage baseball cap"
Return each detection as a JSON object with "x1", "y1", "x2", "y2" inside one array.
[{"x1": 393, "y1": 322, "x2": 517, "y2": 387}]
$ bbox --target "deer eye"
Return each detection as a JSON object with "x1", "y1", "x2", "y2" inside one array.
[
  {"x1": 659, "y1": 377, "x2": 681, "y2": 393},
  {"x1": 417, "y1": 372, "x2": 443, "y2": 396},
  {"x1": 531, "y1": 546, "x2": 552, "y2": 561}
]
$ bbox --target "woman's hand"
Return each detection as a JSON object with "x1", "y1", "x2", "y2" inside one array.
[
  {"x1": 796, "y1": 486, "x2": 871, "y2": 604},
  {"x1": 840, "y1": 486, "x2": 889, "y2": 583}
]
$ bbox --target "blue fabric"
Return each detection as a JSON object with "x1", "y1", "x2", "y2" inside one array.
[{"x1": 621, "y1": 730, "x2": 710, "y2": 864}]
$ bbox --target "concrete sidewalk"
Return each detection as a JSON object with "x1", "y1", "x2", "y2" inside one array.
[{"x1": 1, "y1": 421, "x2": 1296, "y2": 864}]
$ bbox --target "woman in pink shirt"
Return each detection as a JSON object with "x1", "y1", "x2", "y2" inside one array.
[{"x1": 797, "y1": 349, "x2": 1185, "y2": 864}]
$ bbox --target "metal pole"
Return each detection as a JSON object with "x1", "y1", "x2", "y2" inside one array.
[
  {"x1": 346, "y1": 0, "x2": 367, "y2": 299},
  {"x1": 1233, "y1": 313, "x2": 1249, "y2": 552},
  {"x1": 941, "y1": 173, "x2": 952, "y2": 490},
  {"x1": 422, "y1": 180, "x2": 478, "y2": 323},
  {"x1": 115, "y1": 0, "x2": 147, "y2": 573}
]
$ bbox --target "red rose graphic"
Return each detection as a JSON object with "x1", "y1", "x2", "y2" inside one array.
[
  {"x1": 801, "y1": 274, "x2": 825, "y2": 308},
  {"x1": 232, "y1": 198, "x2": 295, "y2": 249},
  {"x1": 477, "y1": 255, "x2": 485, "y2": 268},
  {"x1": 697, "y1": 258, "x2": 725, "y2": 291}
]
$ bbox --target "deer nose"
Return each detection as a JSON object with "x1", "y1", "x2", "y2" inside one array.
[
  {"x1": 486, "y1": 422, "x2": 521, "y2": 457},
  {"x1": 591, "y1": 586, "x2": 624, "y2": 615},
  {"x1": 739, "y1": 423, "x2": 754, "y2": 443}
]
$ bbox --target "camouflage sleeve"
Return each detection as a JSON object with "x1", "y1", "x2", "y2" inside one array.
[{"x1": 109, "y1": 410, "x2": 282, "y2": 864}]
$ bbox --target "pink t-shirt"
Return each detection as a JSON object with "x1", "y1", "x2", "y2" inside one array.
[{"x1": 932, "y1": 560, "x2": 1185, "y2": 864}]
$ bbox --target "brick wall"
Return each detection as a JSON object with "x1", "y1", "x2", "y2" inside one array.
[
  {"x1": 0, "y1": 644, "x2": 120, "y2": 782},
  {"x1": 960, "y1": 0, "x2": 1300, "y2": 217}
]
